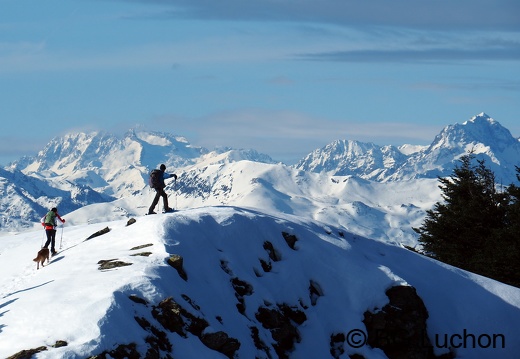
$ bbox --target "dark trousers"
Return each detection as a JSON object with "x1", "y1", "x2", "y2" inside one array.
[
  {"x1": 149, "y1": 188, "x2": 169, "y2": 213},
  {"x1": 44, "y1": 229, "x2": 57, "y2": 252}
]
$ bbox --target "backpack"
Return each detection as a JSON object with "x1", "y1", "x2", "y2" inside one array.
[
  {"x1": 149, "y1": 169, "x2": 164, "y2": 189},
  {"x1": 43, "y1": 211, "x2": 56, "y2": 226}
]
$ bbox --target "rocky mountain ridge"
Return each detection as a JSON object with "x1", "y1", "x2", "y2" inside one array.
[
  {"x1": 1, "y1": 113, "x2": 518, "y2": 238},
  {"x1": 295, "y1": 113, "x2": 520, "y2": 183}
]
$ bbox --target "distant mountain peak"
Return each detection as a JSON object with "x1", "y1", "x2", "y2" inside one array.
[{"x1": 296, "y1": 113, "x2": 520, "y2": 184}]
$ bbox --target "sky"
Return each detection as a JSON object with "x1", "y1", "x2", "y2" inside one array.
[{"x1": 1, "y1": 0, "x2": 519, "y2": 165}]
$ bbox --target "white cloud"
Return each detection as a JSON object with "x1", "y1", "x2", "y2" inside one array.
[{"x1": 148, "y1": 109, "x2": 440, "y2": 163}]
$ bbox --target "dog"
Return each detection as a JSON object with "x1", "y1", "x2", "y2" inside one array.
[{"x1": 33, "y1": 248, "x2": 50, "y2": 269}]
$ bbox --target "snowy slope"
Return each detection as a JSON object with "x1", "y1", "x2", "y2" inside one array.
[
  {"x1": 0, "y1": 167, "x2": 112, "y2": 232},
  {"x1": 1, "y1": 129, "x2": 275, "y2": 232},
  {"x1": 1, "y1": 207, "x2": 519, "y2": 359},
  {"x1": 58, "y1": 161, "x2": 441, "y2": 247}
]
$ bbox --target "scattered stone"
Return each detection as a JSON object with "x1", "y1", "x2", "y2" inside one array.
[
  {"x1": 330, "y1": 333, "x2": 345, "y2": 359},
  {"x1": 85, "y1": 226, "x2": 111, "y2": 240},
  {"x1": 152, "y1": 297, "x2": 239, "y2": 356},
  {"x1": 256, "y1": 303, "x2": 307, "y2": 359},
  {"x1": 87, "y1": 343, "x2": 140, "y2": 359},
  {"x1": 363, "y1": 285, "x2": 453, "y2": 359},
  {"x1": 135, "y1": 316, "x2": 172, "y2": 353},
  {"x1": 97, "y1": 259, "x2": 132, "y2": 270},
  {"x1": 182, "y1": 293, "x2": 201, "y2": 311},
  {"x1": 52, "y1": 340, "x2": 68, "y2": 348},
  {"x1": 263, "y1": 241, "x2": 281, "y2": 261},
  {"x1": 6, "y1": 346, "x2": 47, "y2": 359},
  {"x1": 130, "y1": 251, "x2": 152, "y2": 257},
  {"x1": 231, "y1": 277, "x2": 254, "y2": 314},
  {"x1": 152, "y1": 297, "x2": 209, "y2": 338},
  {"x1": 281, "y1": 232, "x2": 298, "y2": 250},
  {"x1": 232, "y1": 277, "x2": 254, "y2": 297},
  {"x1": 130, "y1": 243, "x2": 154, "y2": 251},
  {"x1": 167, "y1": 254, "x2": 188, "y2": 280},
  {"x1": 220, "y1": 259, "x2": 233, "y2": 275},
  {"x1": 250, "y1": 326, "x2": 271, "y2": 358},
  {"x1": 129, "y1": 294, "x2": 148, "y2": 305},
  {"x1": 126, "y1": 218, "x2": 136, "y2": 226},
  {"x1": 309, "y1": 280, "x2": 323, "y2": 306},
  {"x1": 260, "y1": 259, "x2": 272, "y2": 272},
  {"x1": 152, "y1": 297, "x2": 188, "y2": 337},
  {"x1": 200, "y1": 331, "x2": 241, "y2": 359}
]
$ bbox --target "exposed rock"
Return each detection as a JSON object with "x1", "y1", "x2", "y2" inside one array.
[
  {"x1": 263, "y1": 241, "x2": 281, "y2": 261},
  {"x1": 131, "y1": 251, "x2": 152, "y2": 257},
  {"x1": 152, "y1": 297, "x2": 188, "y2": 337},
  {"x1": 256, "y1": 303, "x2": 307, "y2": 359},
  {"x1": 309, "y1": 280, "x2": 323, "y2": 306},
  {"x1": 152, "y1": 297, "x2": 240, "y2": 357},
  {"x1": 167, "y1": 254, "x2": 188, "y2": 280},
  {"x1": 330, "y1": 333, "x2": 345, "y2": 359},
  {"x1": 259, "y1": 241, "x2": 281, "y2": 275},
  {"x1": 6, "y1": 346, "x2": 47, "y2": 359},
  {"x1": 6, "y1": 341, "x2": 67, "y2": 358},
  {"x1": 134, "y1": 316, "x2": 172, "y2": 354},
  {"x1": 86, "y1": 226, "x2": 111, "y2": 240},
  {"x1": 363, "y1": 285, "x2": 453, "y2": 359},
  {"x1": 52, "y1": 340, "x2": 68, "y2": 348},
  {"x1": 182, "y1": 293, "x2": 201, "y2": 311},
  {"x1": 87, "y1": 343, "x2": 140, "y2": 359},
  {"x1": 129, "y1": 294, "x2": 148, "y2": 305},
  {"x1": 130, "y1": 243, "x2": 154, "y2": 250},
  {"x1": 281, "y1": 232, "x2": 298, "y2": 250},
  {"x1": 220, "y1": 259, "x2": 233, "y2": 275},
  {"x1": 259, "y1": 258, "x2": 272, "y2": 273},
  {"x1": 200, "y1": 331, "x2": 241, "y2": 359},
  {"x1": 126, "y1": 218, "x2": 136, "y2": 226},
  {"x1": 231, "y1": 277, "x2": 254, "y2": 314},
  {"x1": 250, "y1": 325, "x2": 272, "y2": 358},
  {"x1": 152, "y1": 297, "x2": 208, "y2": 337},
  {"x1": 98, "y1": 259, "x2": 132, "y2": 270}
]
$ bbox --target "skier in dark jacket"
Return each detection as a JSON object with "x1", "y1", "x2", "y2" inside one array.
[
  {"x1": 41, "y1": 207, "x2": 66, "y2": 255},
  {"x1": 148, "y1": 164, "x2": 177, "y2": 214}
]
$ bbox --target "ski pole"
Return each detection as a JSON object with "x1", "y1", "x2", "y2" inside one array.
[
  {"x1": 59, "y1": 224, "x2": 64, "y2": 249},
  {"x1": 174, "y1": 178, "x2": 177, "y2": 210},
  {"x1": 41, "y1": 229, "x2": 45, "y2": 248}
]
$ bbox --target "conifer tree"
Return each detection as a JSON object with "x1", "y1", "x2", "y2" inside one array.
[
  {"x1": 488, "y1": 166, "x2": 520, "y2": 286},
  {"x1": 414, "y1": 154, "x2": 519, "y2": 286}
]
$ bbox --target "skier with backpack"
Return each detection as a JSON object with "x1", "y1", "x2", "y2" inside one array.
[
  {"x1": 148, "y1": 164, "x2": 177, "y2": 214},
  {"x1": 41, "y1": 207, "x2": 66, "y2": 256}
]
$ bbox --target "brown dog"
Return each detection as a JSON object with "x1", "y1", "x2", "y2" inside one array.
[{"x1": 33, "y1": 248, "x2": 50, "y2": 269}]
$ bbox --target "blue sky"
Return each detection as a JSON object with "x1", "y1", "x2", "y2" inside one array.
[{"x1": 1, "y1": 0, "x2": 519, "y2": 165}]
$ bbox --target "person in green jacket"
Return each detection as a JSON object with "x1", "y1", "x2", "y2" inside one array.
[{"x1": 41, "y1": 207, "x2": 66, "y2": 255}]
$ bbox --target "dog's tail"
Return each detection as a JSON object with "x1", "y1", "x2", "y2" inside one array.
[{"x1": 33, "y1": 257, "x2": 38, "y2": 262}]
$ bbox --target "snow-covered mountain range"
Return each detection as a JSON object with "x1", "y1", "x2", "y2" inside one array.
[
  {"x1": 296, "y1": 113, "x2": 520, "y2": 183},
  {"x1": 1, "y1": 113, "x2": 519, "y2": 246}
]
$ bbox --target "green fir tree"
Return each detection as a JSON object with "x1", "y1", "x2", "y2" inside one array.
[{"x1": 414, "y1": 155, "x2": 520, "y2": 287}]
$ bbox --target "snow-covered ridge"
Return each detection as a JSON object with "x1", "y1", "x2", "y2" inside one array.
[
  {"x1": 1, "y1": 113, "x2": 518, "y2": 247},
  {"x1": 1, "y1": 207, "x2": 519, "y2": 358},
  {"x1": 296, "y1": 113, "x2": 520, "y2": 183}
]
